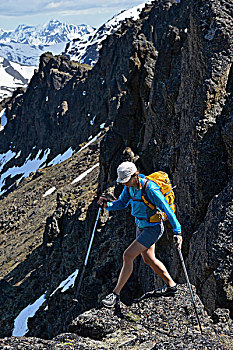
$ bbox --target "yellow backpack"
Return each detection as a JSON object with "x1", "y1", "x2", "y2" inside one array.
[{"x1": 141, "y1": 171, "x2": 176, "y2": 222}]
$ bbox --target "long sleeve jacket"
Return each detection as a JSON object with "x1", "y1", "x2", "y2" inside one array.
[{"x1": 105, "y1": 174, "x2": 181, "y2": 234}]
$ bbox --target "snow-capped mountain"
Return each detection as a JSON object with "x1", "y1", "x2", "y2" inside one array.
[
  {"x1": 0, "y1": 2, "x2": 152, "y2": 101},
  {"x1": 0, "y1": 20, "x2": 95, "y2": 66},
  {"x1": 0, "y1": 56, "x2": 36, "y2": 101},
  {"x1": 65, "y1": 1, "x2": 153, "y2": 66}
]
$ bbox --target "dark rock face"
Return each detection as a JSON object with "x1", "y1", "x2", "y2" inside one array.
[
  {"x1": 188, "y1": 180, "x2": 233, "y2": 316},
  {"x1": 144, "y1": 0, "x2": 232, "y2": 313},
  {"x1": 0, "y1": 0, "x2": 232, "y2": 343}
]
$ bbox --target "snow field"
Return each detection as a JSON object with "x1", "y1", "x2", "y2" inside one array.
[
  {"x1": 68, "y1": 0, "x2": 154, "y2": 65},
  {"x1": 0, "y1": 56, "x2": 36, "y2": 101},
  {"x1": 0, "y1": 20, "x2": 95, "y2": 66}
]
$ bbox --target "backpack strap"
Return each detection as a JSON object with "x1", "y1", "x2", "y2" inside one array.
[
  {"x1": 127, "y1": 179, "x2": 162, "y2": 223},
  {"x1": 127, "y1": 178, "x2": 158, "y2": 210},
  {"x1": 141, "y1": 179, "x2": 157, "y2": 210}
]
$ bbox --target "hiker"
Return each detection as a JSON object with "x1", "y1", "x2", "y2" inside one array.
[{"x1": 97, "y1": 161, "x2": 182, "y2": 308}]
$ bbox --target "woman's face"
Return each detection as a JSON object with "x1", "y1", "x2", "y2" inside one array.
[{"x1": 122, "y1": 174, "x2": 138, "y2": 187}]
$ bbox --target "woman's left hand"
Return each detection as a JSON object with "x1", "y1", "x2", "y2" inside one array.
[{"x1": 173, "y1": 234, "x2": 182, "y2": 249}]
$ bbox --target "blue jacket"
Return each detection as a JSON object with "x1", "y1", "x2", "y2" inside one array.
[{"x1": 105, "y1": 174, "x2": 181, "y2": 234}]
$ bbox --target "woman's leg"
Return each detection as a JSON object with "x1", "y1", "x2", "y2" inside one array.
[
  {"x1": 113, "y1": 240, "x2": 147, "y2": 295},
  {"x1": 141, "y1": 244, "x2": 176, "y2": 287}
]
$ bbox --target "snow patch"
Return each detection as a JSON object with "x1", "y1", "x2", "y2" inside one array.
[
  {"x1": 12, "y1": 292, "x2": 47, "y2": 337},
  {"x1": 50, "y1": 269, "x2": 79, "y2": 296},
  {"x1": 47, "y1": 147, "x2": 74, "y2": 166},
  {"x1": 0, "y1": 108, "x2": 7, "y2": 131},
  {"x1": 71, "y1": 163, "x2": 99, "y2": 184},
  {"x1": 90, "y1": 115, "x2": 96, "y2": 126},
  {"x1": 0, "y1": 150, "x2": 16, "y2": 172},
  {"x1": 15, "y1": 150, "x2": 22, "y2": 159},
  {"x1": 42, "y1": 186, "x2": 56, "y2": 197},
  {"x1": 77, "y1": 131, "x2": 102, "y2": 154},
  {"x1": 0, "y1": 148, "x2": 50, "y2": 195}
]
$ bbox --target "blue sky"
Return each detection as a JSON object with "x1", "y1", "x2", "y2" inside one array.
[{"x1": 0, "y1": 0, "x2": 147, "y2": 30}]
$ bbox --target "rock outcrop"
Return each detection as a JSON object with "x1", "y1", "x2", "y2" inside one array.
[
  {"x1": 0, "y1": 53, "x2": 91, "y2": 157},
  {"x1": 1, "y1": 285, "x2": 233, "y2": 349}
]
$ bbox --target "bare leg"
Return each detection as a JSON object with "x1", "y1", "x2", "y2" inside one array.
[
  {"x1": 141, "y1": 244, "x2": 176, "y2": 287},
  {"x1": 113, "y1": 240, "x2": 147, "y2": 295}
]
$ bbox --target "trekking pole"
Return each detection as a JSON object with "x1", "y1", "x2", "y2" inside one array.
[
  {"x1": 177, "y1": 247, "x2": 203, "y2": 334},
  {"x1": 74, "y1": 207, "x2": 101, "y2": 301}
]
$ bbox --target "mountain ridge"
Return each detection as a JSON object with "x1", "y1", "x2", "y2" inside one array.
[
  {"x1": 65, "y1": 1, "x2": 154, "y2": 66},
  {"x1": 0, "y1": 4, "x2": 153, "y2": 101}
]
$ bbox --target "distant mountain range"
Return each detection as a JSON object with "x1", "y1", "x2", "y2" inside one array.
[
  {"x1": 0, "y1": 20, "x2": 94, "y2": 66},
  {"x1": 0, "y1": 19, "x2": 94, "y2": 101},
  {"x1": 0, "y1": 2, "x2": 153, "y2": 101}
]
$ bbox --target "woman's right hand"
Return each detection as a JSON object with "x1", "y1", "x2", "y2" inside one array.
[{"x1": 97, "y1": 196, "x2": 108, "y2": 208}]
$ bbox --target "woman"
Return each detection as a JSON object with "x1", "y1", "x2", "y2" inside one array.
[{"x1": 98, "y1": 161, "x2": 182, "y2": 307}]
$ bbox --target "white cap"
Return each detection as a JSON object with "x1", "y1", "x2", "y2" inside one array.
[{"x1": 117, "y1": 161, "x2": 137, "y2": 183}]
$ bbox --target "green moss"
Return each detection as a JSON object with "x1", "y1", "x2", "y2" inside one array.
[{"x1": 126, "y1": 312, "x2": 140, "y2": 323}]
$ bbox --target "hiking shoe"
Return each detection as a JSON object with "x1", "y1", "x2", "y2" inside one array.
[
  {"x1": 102, "y1": 292, "x2": 120, "y2": 308},
  {"x1": 153, "y1": 284, "x2": 177, "y2": 297}
]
